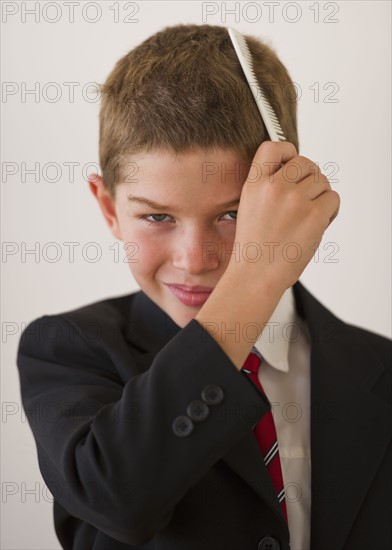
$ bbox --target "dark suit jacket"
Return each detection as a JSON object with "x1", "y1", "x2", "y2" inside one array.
[{"x1": 16, "y1": 280, "x2": 391, "y2": 550}]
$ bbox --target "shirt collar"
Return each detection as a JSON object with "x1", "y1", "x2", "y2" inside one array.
[{"x1": 252, "y1": 286, "x2": 297, "y2": 373}]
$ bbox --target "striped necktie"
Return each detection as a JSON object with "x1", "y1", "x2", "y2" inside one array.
[{"x1": 241, "y1": 348, "x2": 288, "y2": 523}]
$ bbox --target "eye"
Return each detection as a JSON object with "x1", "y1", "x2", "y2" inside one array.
[
  {"x1": 139, "y1": 214, "x2": 173, "y2": 225},
  {"x1": 139, "y1": 210, "x2": 237, "y2": 226},
  {"x1": 221, "y1": 211, "x2": 237, "y2": 221}
]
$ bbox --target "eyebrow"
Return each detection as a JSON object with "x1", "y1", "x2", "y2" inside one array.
[{"x1": 126, "y1": 195, "x2": 241, "y2": 211}]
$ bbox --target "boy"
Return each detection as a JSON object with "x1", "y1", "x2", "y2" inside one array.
[{"x1": 17, "y1": 24, "x2": 391, "y2": 550}]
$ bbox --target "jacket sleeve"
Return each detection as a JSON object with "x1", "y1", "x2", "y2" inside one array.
[{"x1": 16, "y1": 314, "x2": 271, "y2": 545}]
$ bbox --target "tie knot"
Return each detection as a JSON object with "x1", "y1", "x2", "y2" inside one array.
[{"x1": 241, "y1": 349, "x2": 262, "y2": 375}]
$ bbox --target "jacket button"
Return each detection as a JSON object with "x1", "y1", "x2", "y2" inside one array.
[
  {"x1": 258, "y1": 536, "x2": 280, "y2": 550},
  {"x1": 172, "y1": 415, "x2": 194, "y2": 437},
  {"x1": 186, "y1": 400, "x2": 210, "y2": 422},
  {"x1": 201, "y1": 384, "x2": 224, "y2": 405}
]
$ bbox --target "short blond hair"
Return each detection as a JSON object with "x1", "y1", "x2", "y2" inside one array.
[{"x1": 98, "y1": 23, "x2": 299, "y2": 198}]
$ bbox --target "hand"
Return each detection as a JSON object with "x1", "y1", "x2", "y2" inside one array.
[{"x1": 227, "y1": 141, "x2": 341, "y2": 291}]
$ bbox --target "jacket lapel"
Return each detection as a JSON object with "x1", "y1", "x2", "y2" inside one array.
[
  {"x1": 128, "y1": 282, "x2": 391, "y2": 547},
  {"x1": 293, "y1": 282, "x2": 391, "y2": 548}
]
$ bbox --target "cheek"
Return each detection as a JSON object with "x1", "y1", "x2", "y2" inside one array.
[{"x1": 126, "y1": 229, "x2": 167, "y2": 274}]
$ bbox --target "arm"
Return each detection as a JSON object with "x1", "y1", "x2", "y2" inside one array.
[
  {"x1": 196, "y1": 141, "x2": 340, "y2": 369},
  {"x1": 17, "y1": 311, "x2": 271, "y2": 546}
]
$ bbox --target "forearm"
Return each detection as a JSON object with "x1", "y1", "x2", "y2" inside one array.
[{"x1": 195, "y1": 266, "x2": 286, "y2": 371}]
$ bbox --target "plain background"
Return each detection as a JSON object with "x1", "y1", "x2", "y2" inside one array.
[{"x1": 2, "y1": 1, "x2": 391, "y2": 548}]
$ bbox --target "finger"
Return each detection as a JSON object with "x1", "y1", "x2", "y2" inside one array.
[
  {"x1": 328, "y1": 200, "x2": 340, "y2": 226},
  {"x1": 88, "y1": 173, "x2": 100, "y2": 183},
  {"x1": 298, "y1": 172, "x2": 332, "y2": 200},
  {"x1": 280, "y1": 156, "x2": 322, "y2": 185},
  {"x1": 251, "y1": 141, "x2": 298, "y2": 183},
  {"x1": 314, "y1": 190, "x2": 341, "y2": 228}
]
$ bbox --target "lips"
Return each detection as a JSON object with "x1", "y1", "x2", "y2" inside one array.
[
  {"x1": 165, "y1": 284, "x2": 213, "y2": 306},
  {"x1": 168, "y1": 284, "x2": 214, "y2": 293}
]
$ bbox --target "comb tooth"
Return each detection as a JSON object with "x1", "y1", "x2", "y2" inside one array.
[{"x1": 228, "y1": 27, "x2": 285, "y2": 142}]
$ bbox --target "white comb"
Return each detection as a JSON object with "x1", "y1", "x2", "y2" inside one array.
[{"x1": 228, "y1": 27, "x2": 286, "y2": 143}]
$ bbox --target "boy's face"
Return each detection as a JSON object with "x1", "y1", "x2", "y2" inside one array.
[{"x1": 89, "y1": 148, "x2": 252, "y2": 328}]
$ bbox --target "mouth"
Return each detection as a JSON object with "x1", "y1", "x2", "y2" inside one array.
[{"x1": 165, "y1": 284, "x2": 214, "y2": 307}]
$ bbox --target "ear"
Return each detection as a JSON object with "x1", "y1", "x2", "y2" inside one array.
[{"x1": 88, "y1": 174, "x2": 122, "y2": 241}]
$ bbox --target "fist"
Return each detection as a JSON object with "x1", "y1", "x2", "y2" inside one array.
[{"x1": 229, "y1": 141, "x2": 341, "y2": 290}]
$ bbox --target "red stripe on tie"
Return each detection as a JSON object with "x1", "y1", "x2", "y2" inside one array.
[{"x1": 242, "y1": 350, "x2": 288, "y2": 524}]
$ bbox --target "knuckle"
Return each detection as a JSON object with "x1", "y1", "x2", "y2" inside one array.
[
  {"x1": 258, "y1": 140, "x2": 276, "y2": 155},
  {"x1": 327, "y1": 189, "x2": 340, "y2": 204},
  {"x1": 282, "y1": 141, "x2": 298, "y2": 158},
  {"x1": 320, "y1": 173, "x2": 331, "y2": 186},
  {"x1": 332, "y1": 190, "x2": 341, "y2": 202},
  {"x1": 294, "y1": 155, "x2": 311, "y2": 164},
  {"x1": 313, "y1": 163, "x2": 322, "y2": 175}
]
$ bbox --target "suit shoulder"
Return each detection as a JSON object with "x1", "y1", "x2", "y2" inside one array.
[
  {"x1": 22, "y1": 291, "x2": 139, "y2": 334},
  {"x1": 18, "y1": 291, "x2": 141, "y2": 362},
  {"x1": 346, "y1": 322, "x2": 391, "y2": 373}
]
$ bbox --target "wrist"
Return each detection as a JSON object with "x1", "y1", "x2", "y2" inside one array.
[{"x1": 223, "y1": 262, "x2": 287, "y2": 299}]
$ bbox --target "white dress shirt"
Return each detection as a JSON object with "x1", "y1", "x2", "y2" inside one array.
[{"x1": 252, "y1": 286, "x2": 312, "y2": 550}]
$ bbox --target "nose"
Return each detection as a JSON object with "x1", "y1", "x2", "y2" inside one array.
[{"x1": 171, "y1": 227, "x2": 221, "y2": 274}]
